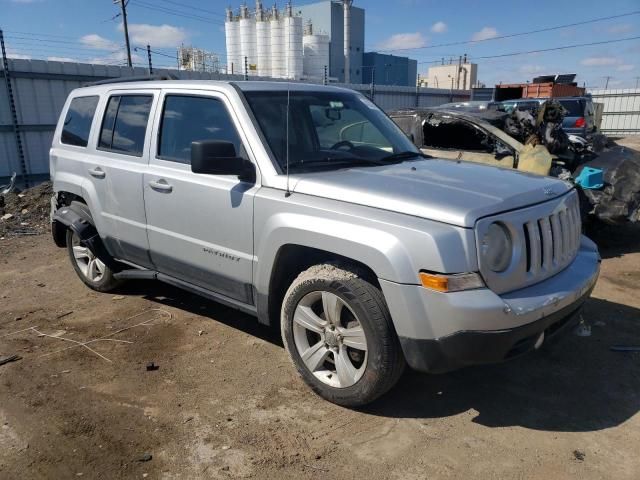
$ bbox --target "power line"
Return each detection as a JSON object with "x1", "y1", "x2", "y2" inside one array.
[
  {"x1": 154, "y1": 0, "x2": 225, "y2": 18},
  {"x1": 128, "y1": 0, "x2": 224, "y2": 25},
  {"x1": 376, "y1": 10, "x2": 640, "y2": 53},
  {"x1": 417, "y1": 35, "x2": 640, "y2": 64}
]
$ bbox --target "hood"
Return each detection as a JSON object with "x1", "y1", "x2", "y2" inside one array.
[{"x1": 291, "y1": 159, "x2": 571, "y2": 227}]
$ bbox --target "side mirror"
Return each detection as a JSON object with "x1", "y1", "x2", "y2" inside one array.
[{"x1": 191, "y1": 140, "x2": 255, "y2": 182}]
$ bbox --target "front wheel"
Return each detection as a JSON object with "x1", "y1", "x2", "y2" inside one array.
[{"x1": 281, "y1": 263, "x2": 405, "y2": 407}]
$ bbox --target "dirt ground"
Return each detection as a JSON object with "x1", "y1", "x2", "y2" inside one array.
[{"x1": 0, "y1": 226, "x2": 639, "y2": 479}]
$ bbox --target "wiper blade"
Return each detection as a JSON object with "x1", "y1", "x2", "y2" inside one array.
[{"x1": 380, "y1": 151, "x2": 430, "y2": 163}]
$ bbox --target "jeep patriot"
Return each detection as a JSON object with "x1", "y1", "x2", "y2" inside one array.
[{"x1": 50, "y1": 80, "x2": 600, "y2": 406}]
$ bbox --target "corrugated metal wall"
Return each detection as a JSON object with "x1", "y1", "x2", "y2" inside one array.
[
  {"x1": 0, "y1": 58, "x2": 468, "y2": 181},
  {"x1": 589, "y1": 88, "x2": 640, "y2": 136}
]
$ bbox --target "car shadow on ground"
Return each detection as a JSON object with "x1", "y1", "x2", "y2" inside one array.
[
  {"x1": 121, "y1": 279, "x2": 283, "y2": 347},
  {"x1": 118, "y1": 280, "x2": 639, "y2": 434},
  {"x1": 364, "y1": 297, "x2": 640, "y2": 433},
  {"x1": 588, "y1": 223, "x2": 640, "y2": 259}
]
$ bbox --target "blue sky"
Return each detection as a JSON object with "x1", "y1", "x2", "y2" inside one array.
[{"x1": 3, "y1": 0, "x2": 640, "y2": 88}]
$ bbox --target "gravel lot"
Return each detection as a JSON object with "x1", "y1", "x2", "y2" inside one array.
[{"x1": 1, "y1": 222, "x2": 639, "y2": 479}]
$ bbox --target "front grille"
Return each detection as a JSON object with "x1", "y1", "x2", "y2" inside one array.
[
  {"x1": 475, "y1": 190, "x2": 582, "y2": 294},
  {"x1": 522, "y1": 198, "x2": 581, "y2": 276}
]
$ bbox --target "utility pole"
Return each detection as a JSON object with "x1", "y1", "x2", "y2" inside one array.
[
  {"x1": 416, "y1": 73, "x2": 420, "y2": 107},
  {"x1": 146, "y1": 45, "x2": 153, "y2": 74},
  {"x1": 604, "y1": 76, "x2": 611, "y2": 89},
  {"x1": 323, "y1": 65, "x2": 327, "y2": 86},
  {"x1": 635, "y1": 76, "x2": 640, "y2": 89},
  {"x1": 116, "y1": 0, "x2": 132, "y2": 67}
]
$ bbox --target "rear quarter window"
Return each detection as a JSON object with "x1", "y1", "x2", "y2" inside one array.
[{"x1": 61, "y1": 96, "x2": 99, "y2": 147}]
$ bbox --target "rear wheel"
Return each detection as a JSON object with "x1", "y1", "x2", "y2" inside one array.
[
  {"x1": 281, "y1": 263, "x2": 405, "y2": 407},
  {"x1": 66, "y1": 226, "x2": 120, "y2": 293}
]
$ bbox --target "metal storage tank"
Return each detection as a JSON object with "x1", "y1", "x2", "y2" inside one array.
[
  {"x1": 239, "y1": 5, "x2": 256, "y2": 75},
  {"x1": 255, "y1": 3, "x2": 271, "y2": 77},
  {"x1": 283, "y1": 4, "x2": 303, "y2": 80},
  {"x1": 224, "y1": 8, "x2": 241, "y2": 75},
  {"x1": 303, "y1": 33, "x2": 330, "y2": 80},
  {"x1": 270, "y1": 7, "x2": 284, "y2": 78}
]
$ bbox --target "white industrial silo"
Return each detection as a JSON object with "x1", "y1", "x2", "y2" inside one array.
[
  {"x1": 239, "y1": 4, "x2": 256, "y2": 76},
  {"x1": 224, "y1": 7, "x2": 240, "y2": 75},
  {"x1": 283, "y1": 3, "x2": 303, "y2": 80},
  {"x1": 255, "y1": 1, "x2": 271, "y2": 77},
  {"x1": 270, "y1": 6, "x2": 284, "y2": 78},
  {"x1": 303, "y1": 29, "x2": 330, "y2": 80}
]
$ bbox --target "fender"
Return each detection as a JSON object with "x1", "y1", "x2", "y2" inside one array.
[{"x1": 53, "y1": 203, "x2": 122, "y2": 272}]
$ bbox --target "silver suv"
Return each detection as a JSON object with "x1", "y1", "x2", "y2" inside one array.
[{"x1": 50, "y1": 80, "x2": 600, "y2": 406}]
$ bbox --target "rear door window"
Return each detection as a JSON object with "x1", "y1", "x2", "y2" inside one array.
[
  {"x1": 98, "y1": 95, "x2": 153, "y2": 156},
  {"x1": 61, "y1": 96, "x2": 99, "y2": 147},
  {"x1": 157, "y1": 95, "x2": 243, "y2": 164}
]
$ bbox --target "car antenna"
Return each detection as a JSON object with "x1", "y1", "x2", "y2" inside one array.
[{"x1": 285, "y1": 81, "x2": 292, "y2": 198}]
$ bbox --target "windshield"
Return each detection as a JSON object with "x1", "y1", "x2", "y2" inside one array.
[{"x1": 243, "y1": 90, "x2": 419, "y2": 172}]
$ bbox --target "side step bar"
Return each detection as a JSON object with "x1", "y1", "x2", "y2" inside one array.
[
  {"x1": 113, "y1": 269, "x2": 158, "y2": 281},
  {"x1": 112, "y1": 268, "x2": 257, "y2": 316}
]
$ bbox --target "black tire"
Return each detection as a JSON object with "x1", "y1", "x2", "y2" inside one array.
[
  {"x1": 281, "y1": 263, "x2": 405, "y2": 407},
  {"x1": 65, "y1": 204, "x2": 121, "y2": 293}
]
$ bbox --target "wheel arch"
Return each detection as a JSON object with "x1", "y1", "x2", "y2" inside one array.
[{"x1": 256, "y1": 243, "x2": 385, "y2": 329}]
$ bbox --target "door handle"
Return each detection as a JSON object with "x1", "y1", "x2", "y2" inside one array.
[
  {"x1": 149, "y1": 179, "x2": 173, "y2": 193},
  {"x1": 88, "y1": 167, "x2": 105, "y2": 179}
]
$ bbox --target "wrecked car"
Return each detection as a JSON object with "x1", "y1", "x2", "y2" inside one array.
[
  {"x1": 391, "y1": 106, "x2": 640, "y2": 226},
  {"x1": 50, "y1": 79, "x2": 600, "y2": 407},
  {"x1": 389, "y1": 108, "x2": 554, "y2": 176}
]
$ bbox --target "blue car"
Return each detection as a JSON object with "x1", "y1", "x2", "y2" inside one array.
[{"x1": 497, "y1": 97, "x2": 597, "y2": 138}]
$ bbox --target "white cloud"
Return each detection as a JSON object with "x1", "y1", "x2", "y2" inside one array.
[
  {"x1": 376, "y1": 32, "x2": 427, "y2": 50},
  {"x1": 617, "y1": 64, "x2": 635, "y2": 72},
  {"x1": 430, "y1": 21, "x2": 447, "y2": 34},
  {"x1": 518, "y1": 64, "x2": 546, "y2": 75},
  {"x1": 119, "y1": 23, "x2": 187, "y2": 48},
  {"x1": 90, "y1": 50, "x2": 142, "y2": 66},
  {"x1": 47, "y1": 56, "x2": 77, "y2": 63},
  {"x1": 471, "y1": 27, "x2": 498, "y2": 41},
  {"x1": 80, "y1": 34, "x2": 120, "y2": 51},
  {"x1": 581, "y1": 56, "x2": 619, "y2": 67},
  {"x1": 607, "y1": 23, "x2": 633, "y2": 34},
  {"x1": 7, "y1": 51, "x2": 31, "y2": 59}
]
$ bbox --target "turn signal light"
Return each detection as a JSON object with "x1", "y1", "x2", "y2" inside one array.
[
  {"x1": 419, "y1": 272, "x2": 485, "y2": 293},
  {"x1": 574, "y1": 117, "x2": 586, "y2": 128},
  {"x1": 419, "y1": 273, "x2": 449, "y2": 292}
]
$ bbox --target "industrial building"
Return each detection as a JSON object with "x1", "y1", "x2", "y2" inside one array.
[
  {"x1": 177, "y1": 46, "x2": 220, "y2": 73},
  {"x1": 296, "y1": 0, "x2": 364, "y2": 83},
  {"x1": 362, "y1": 52, "x2": 417, "y2": 87},
  {"x1": 224, "y1": 1, "x2": 419, "y2": 86},
  {"x1": 421, "y1": 58, "x2": 478, "y2": 90},
  {"x1": 225, "y1": 2, "x2": 327, "y2": 80}
]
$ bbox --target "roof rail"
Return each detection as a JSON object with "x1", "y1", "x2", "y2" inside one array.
[{"x1": 83, "y1": 73, "x2": 178, "y2": 87}]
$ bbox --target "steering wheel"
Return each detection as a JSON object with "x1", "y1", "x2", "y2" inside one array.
[{"x1": 330, "y1": 140, "x2": 355, "y2": 151}]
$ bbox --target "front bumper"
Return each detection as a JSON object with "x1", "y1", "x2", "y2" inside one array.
[{"x1": 380, "y1": 236, "x2": 600, "y2": 373}]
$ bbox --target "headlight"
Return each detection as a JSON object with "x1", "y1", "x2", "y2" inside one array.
[{"x1": 481, "y1": 222, "x2": 512, "y2": 272}]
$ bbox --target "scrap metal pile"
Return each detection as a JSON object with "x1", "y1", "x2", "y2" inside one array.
[
  {"x1": 391, "y1": 102, "x2": 640, "y2": 225},
  {"x1": 484, "y1": 101, "x2": 640, "y2": 224}
]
